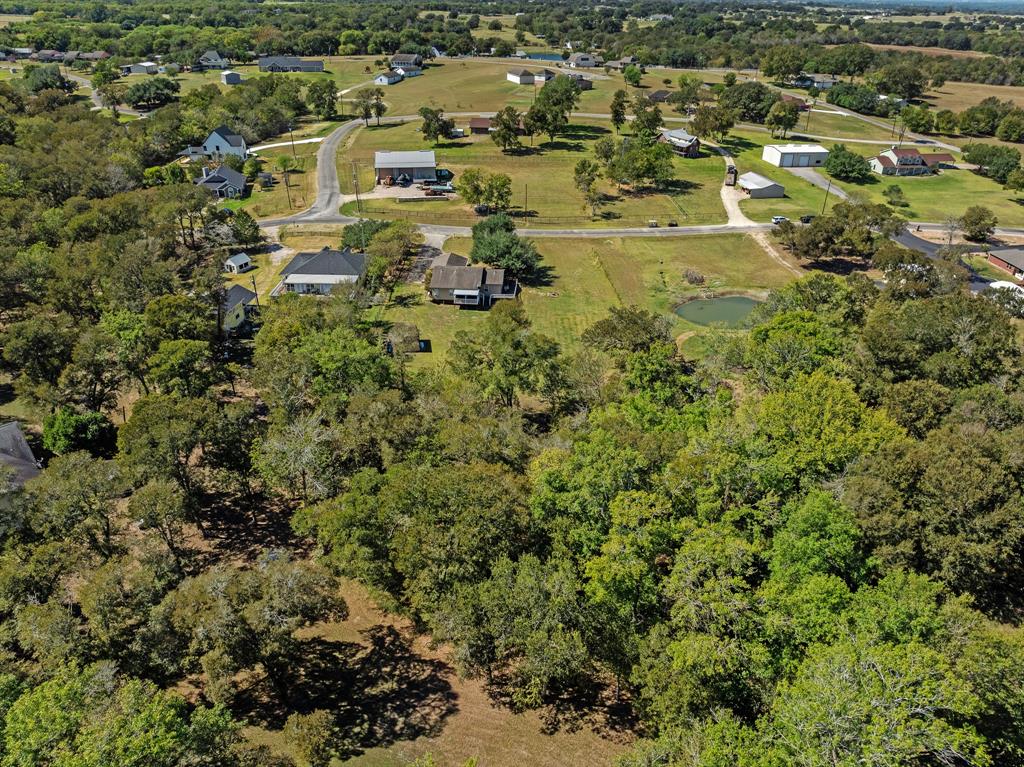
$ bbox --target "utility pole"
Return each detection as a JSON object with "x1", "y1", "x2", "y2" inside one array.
[
  {"x1": 524, "y1": 183, "x2": 528, "y2": 215},
  {"x1": 289, "y1": 123, "x2": 297, "y2": 158},
  {"x1": 352, "y1": 161, "x2": 362, "y2": 215},
  {"x1": 820, "y1": 178, "x2": 832, "y2": 215},
  {"x1": 251, "y1": 275, "x2": 261, "y2": 308}
]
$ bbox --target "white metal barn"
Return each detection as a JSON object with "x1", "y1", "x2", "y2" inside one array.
[
  {"x1": 762, "y1": 143, "x2": 830, "y2": 168},
  {"x1": 738, "y1": 172, "x2": 785, "y2": 199}
]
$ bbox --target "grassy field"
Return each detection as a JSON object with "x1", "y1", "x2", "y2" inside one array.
[
  {"x1": 921, "y1": 80, "x2": 1024, "y2": 113},
  {"x1": 356, "y1": 59, "x2": 700, "y2": 117},
  {"x1": 232, "y1": 138, "x2": 322, "y2": 220},
  {"x1": 833, "y1": 167, "x2": 1024, "y2": 226},
  {"x1": 720, "y1": 130, "x2": 841, "y2": 222},
  {"x1": 338, "y1": 118, "x2": 726, "y2": 227},
  {"x1": 471, "y1": 14, "x2": 552, "y2": 48},
  {"x1": 381, "y1": 233, "x2": 796, "y2": 364},
  {"x1": 788, "y1": 109, "x2": 896, "y2": 142}
]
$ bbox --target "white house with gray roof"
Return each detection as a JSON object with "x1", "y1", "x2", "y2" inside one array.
[{"x1": 271, "y1": 247, "x2": 368, "y2": 296}]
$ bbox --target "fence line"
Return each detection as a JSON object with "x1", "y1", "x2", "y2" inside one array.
[{"x1": 352, "y1": 206, "x2": 670, "y2": 227}]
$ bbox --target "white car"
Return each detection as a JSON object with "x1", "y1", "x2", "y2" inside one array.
[{"x1": 771, "y1": 215, "x2": 789, "y2": 225}]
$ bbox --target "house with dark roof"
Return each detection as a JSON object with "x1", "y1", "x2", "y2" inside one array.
[
  {"x1": 606, "y1": 55, "x2": 639, "y2": 71},
  {"x1": 221, "y1": 284, "x2": 257, "y2": 331},
  {"x1": 394, "y1": 64, "x2": 422, "y2": 78},
  {"x1": 428, "y1": 262, "x2": 518, "y2": 307},
  {"x1": 987, "y1": 248, "x2": 1024, "y2": 280},
  {"x1": 0, "y1": 422, "x2": 39, "y2": 490},
  {"x1": 196, "y1": 50, "x2": 230, "y2": 70},
  {"x1": 567, "y1": 72, "x2": 594, "y2": 90},
  {"x1": 272, "y1": 247, "x2": 368, "y2": 296},
  {"x1": 869, "y1": 146, "x2": 956, "y2": 176},
  {"x1": 391, "y1": 53, "x2": 423, "y2": 68},
  {"x1": 195, "y1": 165, "x2": 247, "y2": 198},
  {"x1": 258, "y1": 55, "x2": 324, "y2": 72},
  {"x1": 792, "y1": 73, "x2": 838, "y2": 90},
  {"x1": 660, "y1": 128, "x2": 701, "y2": 158},
  {"x1": 568, "y1": 52, "x2": 602, "y2": 68},
  {"x1": 648, "y1": 89, "x2": 672, "y2": 103},
  {"x1": 201, "y1": 126, "x2": 248, "y2": 159}
]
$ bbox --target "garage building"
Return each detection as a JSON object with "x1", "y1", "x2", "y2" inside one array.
[
  {"x1": 762, "y1": 143, "x2": 830, "y2": 168},
  {"x1": 738, "y1": 172, "x2": 785, "y2": 199},
  {"x1": 374, "y1": 150, "x2": 437, "y2": 184}
]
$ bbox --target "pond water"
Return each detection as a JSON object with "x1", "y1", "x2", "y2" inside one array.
[
  {"x1": 525, "y1": 53, "x2": 564, "y2": 61},
  {"x1": 674, "y1": 296, "x2": 761, "y2": 327}
]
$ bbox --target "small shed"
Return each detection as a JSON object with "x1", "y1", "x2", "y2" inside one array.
[
  {"x1": 468, "y1": 117, "x2": 493, "y2": 134},
  {"x1": 738, "y1": 172, "x2": 785, "y2": 199},
  {"x1": 221, "y1": 70, "x2": 242, "y2": 85},
  {"x1": 224, "y1": 253, "x2": 253, "y2": 274}
]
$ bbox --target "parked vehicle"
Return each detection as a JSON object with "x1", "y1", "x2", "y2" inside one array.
[
  {"x1": 771, "y1": 215, "x2": 789, "y2": 225},
  {"x1": 667, "y1": 220, "x2": 678, "y2": 227},
  {"x1": 474, "y1": 204, "x2": 491, "y2": 215},
  {"x1": 648, "y1": 220, "x2": 659, "y2": 228},
  {"x1": 799, "y1": 214, "x2": 816, "y2": 224},
  {"x1": 436, "y1": 169, "x2": 454, "y2": 182}
]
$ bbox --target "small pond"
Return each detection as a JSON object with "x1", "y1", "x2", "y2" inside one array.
[
  {"x1": 674, "y1": 296, "x2": 761, "y2": 327},
  {"x1": 525, "y1": 53, "x2": 564, "y2": 61}
]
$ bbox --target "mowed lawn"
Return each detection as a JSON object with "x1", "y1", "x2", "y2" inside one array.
[
  {"x1": 720, "y1": 130, "x2": 841, "y2": 222},
  {"x1": 382, "y1": 233, "x2": 796, "y2": 364},
  {"x1": 338, "y1": 119, "x2": 726, "y2": 226},
  {"x1": 834, "y1": 167, "x2": 1024, "y2": 226},
  {"x1": 232, "y1": 139, "x2": 321, "y2": 220}
]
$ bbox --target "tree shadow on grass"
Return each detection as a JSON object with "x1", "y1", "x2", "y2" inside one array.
[
  {"x1": 563, "y1": 123, "x2": 611, "y2": 140},
  {"x1": 802, "y1": 255, "x2": 872, "y2": 276},
  {"x1": 719, "y1": 135, "x2": 758, "y2": 155},
  {"x1": 518, "y1": 263, "x2": 556, "y2": 289},
  {"x1": 193, "y1": 489, "x2": 299, "y2": 568},
  {"x1": 235, "y1": 625, "x2": 458, "y2": 757},
  {"x1": 662, "y1": 178, "x2": 702, "y2": 196},
  {"x1": 483, "y1": 670, "x2": 637, "y2": 743}
]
